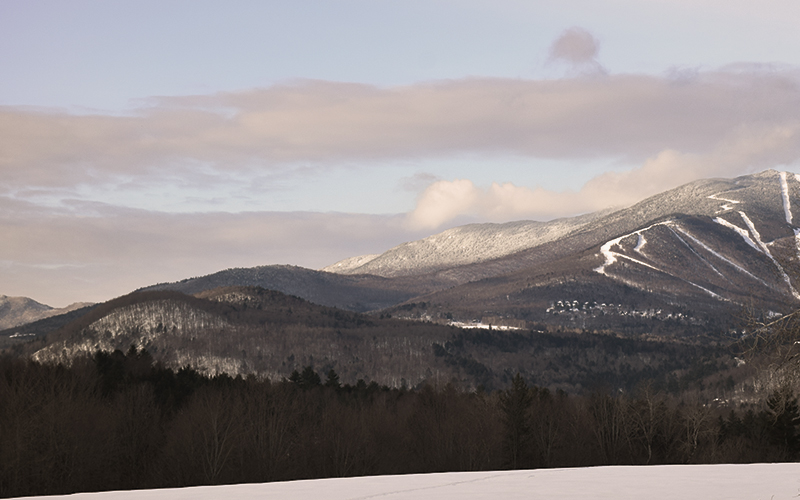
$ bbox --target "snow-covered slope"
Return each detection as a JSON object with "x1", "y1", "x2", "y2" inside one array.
[
  {"x1": 137, "y1": 171, "x2": 800, "y2": 328},
  {"x1": 377, "y1": 170, "x2": 800, "y2": 328},
  {"x1": 0, "y1": 295, "x2": 91, "y2": 330},
  {"x1": 323, "y1": 211, "x2": 610, "y2": 277},
  {"x1": 31, "y1": 299, "x2": 233, "y2": 371},
  {"x1": 589, "y1": 169, "x2": 800, "y2": 305},
  {"x1": 14, "y1": 463, "x2": 800, "y2": 500}
]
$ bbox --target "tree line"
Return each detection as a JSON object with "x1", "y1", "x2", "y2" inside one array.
[{"x1": 0, "y1": 348, "x2": 797, "y2": 498}]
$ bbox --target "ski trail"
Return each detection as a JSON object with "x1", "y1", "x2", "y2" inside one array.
[
  {"x1": 739, "y1": 211, "x2": 800, "y2": 300},
  {"x1": 687, "y1": 282, "x2": 728, "y2": 301},
  {"x1": 595, "y1": 221, "x2": 669, "y2": 274},
  {"x1": 780, "y1": 171, "x2": 793, "y2": 224},
  {"x1": 633, "y1": 234, "x2": 646, "y2": 254},
  {"x1": 707, "y1": 192, "x2": 741, "y2": 214},
  {"x1": 666, "y1": 226, "x2": 725, "y2": 279},
  {"x1": 672, "y1": 225, "x2": 770, "y2": 287},
  {"x1": 713, "y1": 217, "x2": 762, "y2": 252},
  {"x1": 739, "y1": 212, "x2": 771, "y2": 254},
  {"x1": 795, "y1": 228, "x2": 800, "y2": 264},
  {"x1": 782, "y1": 171, "x2": 800, "y2": 262},
  {"x1": 594, "y1": 221, "x2": 729, "y2": 302}
]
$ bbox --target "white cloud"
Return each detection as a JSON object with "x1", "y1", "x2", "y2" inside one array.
[
  {"x1": 3, "y1": 67, "x2": 800, "y2": 194},
  {"x1": 5, "y1": 53, "x2": 800, "y2": 304},
  {"x1": 406, "y1": 122, "x2": 800, "y2": 229}
]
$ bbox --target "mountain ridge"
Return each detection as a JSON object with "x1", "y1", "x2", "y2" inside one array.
[
  {"x1": 0, "y1": 295, "x2": 93, "y2": 331},
  {"x1": 6, "y1": 169, "x2": 800, "y2": 341}
]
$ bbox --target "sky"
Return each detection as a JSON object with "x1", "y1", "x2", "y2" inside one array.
[{"x1": 3, "y1": 0, "x2": 800, "y2": 307}]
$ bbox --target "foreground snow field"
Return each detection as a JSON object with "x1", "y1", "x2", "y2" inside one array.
[{"x1": 14, "y1": 463, "x2": 800, "y2": 500}]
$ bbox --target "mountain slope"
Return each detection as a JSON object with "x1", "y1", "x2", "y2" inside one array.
[
  {"x1": 322, "y1": 210, "x2": 611, "y2": 277},
  {"x1": 131, "y1": 170, "x2": 800, "y2": 335},
  {"x1": 0, "y1": 295, "x2": 92, "y2": 330},
  {"x1": 137, "y1": 264, "x2": 435, "y2": 312},
  {"x1": 384, "y1": 170, "x2": 800, "y2": 330},
  {"x1": 27, "y1": 286, "x2": 731, "y2": 391}
]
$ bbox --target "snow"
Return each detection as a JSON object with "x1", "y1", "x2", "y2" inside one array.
[
  {"x1": 667, "y1": 226, "x2": 724, "y2": 279},
  {"x1": 594, "y1": 220, "x2": 764, "y2": 302},
  {"x1": 594, "y1": 221, "x2": 670, "y2": 275},
  {"x1": 794, "y1": 227, "x2": 800, "y2": 262},
  {"x1": 324, "y1": 212, "x2": 609, "y2": 277},
  {"x1": 780, "y1": 171, "x2": 793, "y2": 224},
  {"x1": 707, "y1": 192, "x2": 741, "y2": 214},
  {"x1": 738, "y1": 211, "x2": 800, "y2": 300},
  {"x1": 785, "y1": 172, "x2": 800, "y2": 261},
  {"x1": 669, "y1": 225, "x2": 768, "y2": 286},
  {"x1": 12, "y1": 464, "x2": 800, "y2": 500},
  {"x1": 684, "y1": 281, "x2": 728, "y2": 301},
  {"x1": 322, "y1": 254, "x2": 381, "y2": 273},
  {"x1": 633, "y1": 233, "x2": 646, "y2": 254},
  {"x1": 713, "y1": 216, "x2": 761, "y2": 253},
  {"x1": 714, "y1": 210, "x2": 800, "y2": 300},
  {"x1": 448, "y1": 321, "x2": 520, "y2": 330}
]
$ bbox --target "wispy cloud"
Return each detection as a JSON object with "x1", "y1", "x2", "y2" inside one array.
[
  {"x1": 5, "y1": 58, "x2": 800, "y2": 304},
  {"x1": 406, "y1": 122, "x2": 800, "y2": 229},
  {"x1": 0, "y1": 197, "x2": 431, "y2": 306},
  {"x1": 3, "y1": 68, "x2": 800, "y2": 193}
]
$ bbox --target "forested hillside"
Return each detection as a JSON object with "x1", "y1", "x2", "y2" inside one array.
[
  {"x1": 12, "y1": 286, "x2": 741, "y2": 393},
  {"x1": 1, "y1": 352, "x2": 797, "y2": 498}
]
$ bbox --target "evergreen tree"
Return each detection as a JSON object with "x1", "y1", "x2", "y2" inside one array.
[
  {"x1": 299, "y1": 366, "x2": 321, "y2": 389},
  {"x1": 324, "y1": 369, "x2": 341, "y2": 389},
  {"x1": 498, "y1": 373, "x2": 533, "y2": 468}
]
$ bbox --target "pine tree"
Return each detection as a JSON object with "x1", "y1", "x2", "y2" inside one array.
[
  {"x1": 324, "y1": 369, "x2": 341, "y2": 389},
  {"x1": 498, "y1": 373, "x2": 533, "y2": 468}
]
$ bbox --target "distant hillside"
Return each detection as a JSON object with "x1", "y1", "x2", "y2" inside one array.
[
  {"x1": 27, "y1": 286, "x2": 731, "y2": 392},
  {"x1": 0, "y1": 295, "x2": 92, "y2": 330},
  {"x1": 138, "y1": 264, "x2": 434, "y2": 312}
]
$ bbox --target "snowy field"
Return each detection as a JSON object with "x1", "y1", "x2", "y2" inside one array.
[{"x1": 13, "y1": 463, "x2": 800, "y2": 500}]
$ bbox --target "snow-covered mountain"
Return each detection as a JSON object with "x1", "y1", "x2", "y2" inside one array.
[
  {"x1": 19, "y1": 171, "x2": 800, "y2": 386},
  {"x1": 322, "y1": 210, "x2": 611, "y2": 277},
  {"x1": 382, "y1": 170, "x2": 800, "y2": 327},
  {"x1": 0, "y1": 295, "x2": 91, "y2": 330},
  {"x1": 68, "y1": 170, "x2": 800, "y2": 334}
]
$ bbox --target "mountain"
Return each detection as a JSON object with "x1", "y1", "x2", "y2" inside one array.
[
  {"x1": 32, "y1": 170, "x2": 800, "y2": 340},
  {"x1": 0, "y1": 295, "x2": 92, "y2": 331},
  {"x1": 137, "y1": 264, "x2": 436, "y2": 312},
  {"x1": 322, "y1": 209, "x2": 613, "y2": 277},
  {"x1": 19, "y1": 171, "x2": 793, "y2": 388},
  {"x1": 26, "y1": 286, "x2": 730, "y2": 391},
  {"x1": 320, "y1": 170, "x2": 799, "y2": 333}
]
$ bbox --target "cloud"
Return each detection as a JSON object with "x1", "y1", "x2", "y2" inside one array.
[
  {"x1": 5, "y1": 57, "x2": 800, "y2": 304},
  {"x1": 3, "y1": 67, "x2": 800, "y2": 195},
  {"x1": 548, "y1": 27, "x2": 601, "y2": 66},
  {"x1": 406, "y1": 122, "x2": 800, "y2": 229},
  {"x1": 0, "y1": 199, "x2": 433, "y2": 307}
]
